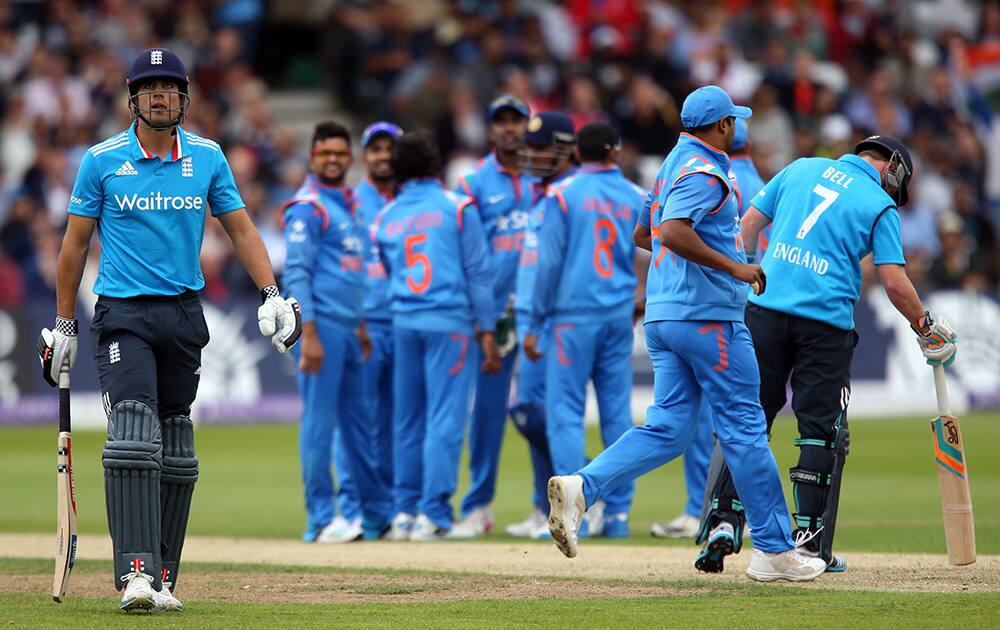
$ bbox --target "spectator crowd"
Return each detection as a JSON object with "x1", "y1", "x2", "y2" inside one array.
[{"x1": 1, "y1": 0, "x2": 999, "y2": 308}]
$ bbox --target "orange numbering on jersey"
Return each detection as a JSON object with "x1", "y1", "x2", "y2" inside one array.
[{"x1": 593, "y1": 218, "x2": 617, "y2": 278}]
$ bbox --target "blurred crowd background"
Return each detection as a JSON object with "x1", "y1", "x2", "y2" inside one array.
[{"x1": 1, "y1": 0, "x2": 999, "y2": 309}]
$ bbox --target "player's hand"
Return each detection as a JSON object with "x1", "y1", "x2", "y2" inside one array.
[
  {"x1": 298, "y1": 324, "x2": 324, "y2": 374},
  {"x1": 357, "y1": 322, "x2": 372, "y2": 362},
  {"x1": 478, "y1": 331, "x2": 502, "y2": 374},
  {"x1": 495, "y1": 301, "x2": 517, "y2": 358},
  {"x1": 523, "y1": 333, "x2": 543, "y2": 362},
  {"x1": 913, "y1": 311, "x2": 957, "y2": 367},
  {"x1": 257, "y1": 286, "x2": 302, "y2": 353},
  {"x1": 730, "y1": 263, "x2": 766, "y2": 295},
  {"x1": 37, "y1": 317, "x2": 78, "y2": 387}
]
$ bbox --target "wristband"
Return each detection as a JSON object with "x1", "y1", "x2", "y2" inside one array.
[
  {"x1": 260, "y1": 285, "x2": 280, "y2": 304},
  {"x1": 55, "y1": 316, "x2": 78, "y2": 336}
]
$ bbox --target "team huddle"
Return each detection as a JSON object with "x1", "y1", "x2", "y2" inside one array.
[{"x1": 37, "y1": 48, "x2": 960, "y2": 612}]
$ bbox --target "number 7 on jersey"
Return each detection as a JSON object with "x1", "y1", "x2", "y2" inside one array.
[{"x1": 797, "y1": 184, "x2": 839, "y2": 239}]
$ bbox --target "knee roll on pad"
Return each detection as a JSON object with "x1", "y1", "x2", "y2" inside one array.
[
  {"x1": 160, "y1": 415, "x2": 198, "y2": 588},
  {"x1": 510, "y1": 402, "x2": 548, "y2": 447},
  {"x1": 103, "y1": 401, "x2": 163, "y2": 590}
]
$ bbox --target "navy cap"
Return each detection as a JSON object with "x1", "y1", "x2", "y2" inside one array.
[
  {"x1": 488, "y1": 94, "x2": 530, "y2": 121},
  {"x1": 127, "y1": 48, "x2": 189, "y2": 94},
  {"x1": 680, "y1": 85, "x2": 752, "y2": 129},
  {"x1": 854, "y1": 134, "x2": 913, "y2": 206},
  {"x1": 524, "y1": 112, "x2": 576, "y2": 146},
  {"x1": 732, "y1": 118, "x2": 749, "y2": 151},
  {"x1": 362, "y1": 121, "x2": 403, "y2": 148}
]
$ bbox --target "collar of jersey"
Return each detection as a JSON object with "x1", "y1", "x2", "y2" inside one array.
[
  {"x1": 837, "y1": 154, "x2": 881, "y2": 183},
  {"x1": 129, "y1": 122, "x2": 185, "y2": 162},
  {"x1": 400, "y1": 177, "x2": 439, "y2": 192},
  {"x1": 579, "y1": 164, "x2": 620, "y2": 174},
  {"x1": 488, "y1": 151, "x2": 527, "y2": 179},
  {"x1": 678, "y1": 132, "x2": 729, "y2": 158},
  {"x1": 362, "y1": 177, "x2": 396, "y2": 201}
]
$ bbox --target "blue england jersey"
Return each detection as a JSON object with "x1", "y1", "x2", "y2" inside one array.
[
  {"x1": 68, "y1": 124, "x2": 244, "y2": 297},
  {"x1": 749, "y1": 154, "x2": 905, "y2": 329}
]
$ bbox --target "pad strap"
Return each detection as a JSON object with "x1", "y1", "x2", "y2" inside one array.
[{"x1": 789, "y1": 467, "x2": 832, "y2": 487}]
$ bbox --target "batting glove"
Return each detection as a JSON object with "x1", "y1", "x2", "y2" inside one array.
[
  {"x1": 913, "y1": 311, "x2": 957, "y2": 367},
  {"x1": 258, "y1": 285, "x2": 303, "y2": 353},
  {"x1": 37, "y1": 316, "x2": 78, "y2": 387}
]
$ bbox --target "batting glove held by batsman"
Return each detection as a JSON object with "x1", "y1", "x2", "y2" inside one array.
[
  {"x1": 258, "y1": 285, "x2": 303, "y2": 353},
  {"x1": 37, "y1": 316, "x2": 78, "y2": 387},
  {"x1": 913, "y1": 311, "x2": 957, "y2": 367}
]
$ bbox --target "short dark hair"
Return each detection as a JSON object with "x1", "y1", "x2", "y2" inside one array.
[
  {"x1": 682, "y1": 123, "x2": 716, "y2": 135},
  {"x1": 577, "y1": 122, "x2": 620, "y2": 162},
  {"x1": 312, "y1": 121, "x2": 351, "y2": 148},
  {"x1": 391, "y1": 131, "x2": 441, "y2": 182}
]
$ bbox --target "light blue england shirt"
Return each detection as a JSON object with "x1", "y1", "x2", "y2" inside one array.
[{"x1": 68, "y1": 123, "x2": 245, "y2": 297}]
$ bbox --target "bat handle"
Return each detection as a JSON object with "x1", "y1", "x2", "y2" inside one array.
[
  {"x1": 58, "y1": 364, "x2": 71, "y2": 433},
  {"x1": 933, "y1": 363, "x2": 951, "y2": 418}
]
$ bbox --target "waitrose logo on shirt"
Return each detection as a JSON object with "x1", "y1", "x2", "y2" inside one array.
[{"x1": 115, "y1": 193, "x2": 205, "y2": 211}]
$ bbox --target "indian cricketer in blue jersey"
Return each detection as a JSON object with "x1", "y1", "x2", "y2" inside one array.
[
  {"x1": 524, "y1": 122, "x2": 647, "y2": 539},
  {"x1": 37, "y1": 48, "x2": 302, "y2": 612},
  {"x1": 546, "y1": 85, "x2": 829, "y2": 583},
  {"x1": 506, "y1": 111, "x2": 579, "y2": 538},
  {"x1": 700, "y1": 134, "x2": 957, "y2": 572},
  {"x1": 374, "y1": 132, "x2": 501, "y2": 541},
  {"x1": 453, "y1": 94, "x2": 536, "y2": 537},
  {"x1": 282, "y1": 121, "x2": 394, "y2": 546}
]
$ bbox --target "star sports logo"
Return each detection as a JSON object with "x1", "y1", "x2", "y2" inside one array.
[
  {"x1": 115, "y1": 161, "x2": 138, "y2": 176},
  {"x1": 151, "y1": 50, "x2": 163, "y2": 65}
]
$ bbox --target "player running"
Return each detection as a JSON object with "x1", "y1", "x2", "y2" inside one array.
[
  {"x1": 451, "y1": 94, "x2": 536, "y2": 537},
  {"x1": 506, "y1": 112, "x2": 578, "y2": 538},
  {"x1": 698, "y1": 134, "x2": 958, "y2": 573},
  {"x1": 282, "y1": 121, "x2": 393, "y2": 545},
  {"x1": 524, "y1": 122, "x2": 646, "y2": 539},
  {"x1": 37, "y1": 48, "x2": 302, "y2": 612},
  {"x1": 546, "y1": 86, "x2": 828, "y2": 583},
  {"x1": 374, "y1": 132, "x2": 501, "y2": 541}
]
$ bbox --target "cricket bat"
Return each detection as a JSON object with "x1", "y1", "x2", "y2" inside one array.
[
  {"x1": 930, "y1": 364, "x2": 976, "y2": 566},
  {"x1": 52, "y1": 366, "x2": 77, "y2": 602}
]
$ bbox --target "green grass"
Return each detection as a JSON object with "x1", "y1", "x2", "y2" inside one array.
[{"x1": 2, "y1": 414, "x2": 999, "y2": 554}]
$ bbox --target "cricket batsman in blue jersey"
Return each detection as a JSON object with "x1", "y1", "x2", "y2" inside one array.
[
  {"x1": 37, "y1": 48, "x2": 301, "y2": 611},
  {"x1": 524, "y1": 122, "x2": 647, "y2": 539},
  {"x1": 282, "y1": 121, "x2": 393, "y2": 545},
  {"x1": 374, "y1": 132, "x2": 501, "y2": 541},
  {"x1": 453, "y1": 94, "x2": 536, "y2": 537},
  {"x1": 506, "y1": 111, "x2": 578, "y2": 538},
  {"x1": 650, "y1": 118, "x2": 766, "y2": 540},
  {"x1": 546, "y1": 86, "x2": 828, "y2": 583},
  {"x1": 699, "y1": 134, "x2": 957, "y2": 572}
]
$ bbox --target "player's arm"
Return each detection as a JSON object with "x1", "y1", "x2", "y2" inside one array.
[
  {"x1": 660, "y1": 174, "x2": 764, "y2": 289},
  {"x1": 634, "y1": 185, "x2": 654, "y2": 251},
  {"x1": 56, "y1": 215, "x2": 95, "y2": 319},
  {"x1": 458, "y1": 200, "x2": 501, "y2": 373},
  {"x1": 740, "y1": 206, "x2": 771, "y2": 263},
  {"x1": 872, "y1": 208, "x2": 957, "y2": 365},
  {"x1": 525, "y1": 191, "x2": 569, "y2": 361},
  {"x1": 633, "y1": 248, "x2": 651, "y2": 323}
]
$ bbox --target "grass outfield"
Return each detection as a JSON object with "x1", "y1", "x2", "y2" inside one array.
[{"x1": 2, "y1": 413, "x2": 998, "y2": 554}]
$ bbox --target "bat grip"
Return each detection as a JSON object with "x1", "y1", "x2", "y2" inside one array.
[
  {"x1": 933, "y1": 363, "x2": 951, "y2": 418},
  {"x1": 58, "y1": 366, "x2": 71, "y2": 433}
]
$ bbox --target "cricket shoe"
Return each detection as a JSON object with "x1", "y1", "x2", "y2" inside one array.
[
  {"x1": 584, "y1": 500, "x2": 605, "y2": 537},
  {"x1": 695, "y1": 522, "x2": 736, "y2": 573},
  {"x1": 600, "y1": 512, "x2": 630, "y2": 538},
  {"x1": 547, "y1": 475, "x2": 586, "y2": 558},
  {"x1": 151, "y1": 582, "x2": 183, "y2": 612},
  {"x1": 318, "y1": 516, "x2": 362, "y2": 543},
  {"x1": 410, "y1": 514, "x2": 448, "y2": 541},
  {"x1": 650, "y1": 513, "x2": 700, "y2": 539},
  {"x1": 506, "y1": 508, "x2": 547, "y2": 537},
  {"x1": 745, "y1": 549, "x2": 827, "y2": 582},
  {"x1": 446, "y1": 505, "x2": 495, "y2": 539},
  {"x1": 797, "y1": 542, "x2": 848, "y2": 573},
  {"x1": 385, "y1": 513, "x2": 415, "y2": 541},
  {"x1": 119, "y1": 570, "x2": 156, "y2": 611}
]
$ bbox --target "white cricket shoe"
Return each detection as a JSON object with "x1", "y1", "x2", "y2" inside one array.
[
  {"x1": 447, "y1": 505, "x2": 495, "y2": 539},
  {"x1": 318, "y1": 516, "x2": 363, "y2": 543},
  {"x1": 151, "y1": 582, "x2": 183, "y2": 612},
  {"x1": 410, "y1": 514, "x2": 448, "y2": 541},
  {"x1": 385, "y1": 513, "x2": 415, "y2": 541},
  {"x1": 547, "y1": 475, "x2": 586, "y2": 558},
  {"x1": 119, "y1": 570, "x2": 156, "y2": 611},
  {"x1": 746, "y1": 549, "x2": 827, "y2": 582},
  {"x1": 506, "y1": 508, "x2": 547, "y2": 537},
  {"x1": 584, "y1": 499, "x2": 605, "y2": 537},
  {"x1": 650, "y1": 513, "x2": 700, "y2": 538}
]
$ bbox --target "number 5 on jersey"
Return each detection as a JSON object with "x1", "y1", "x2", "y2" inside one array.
[
  {"x1": 405, "y1": 233, "x2": 432, "y2": 293},
  {"x1": 797, "y1": 184, "x2": 840, "y2": 239}
]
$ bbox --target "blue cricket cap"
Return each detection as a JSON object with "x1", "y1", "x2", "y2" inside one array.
[
  {"x1": 680, "y1": 85, "x2": 752, "y2": 129},
  {"x1": 732, "y1": 118, "x2": 749, "y2": 151},
  {"x1": 488, "y1": 94, "x2": 530, "y2": 121},
  {"x1": 362, "y1": 121, "x2": 403, "y2": 148},
  {"x1": 524, "y1": 112, "x2": 576, "y2": 146},
  {"x1": 127, "y1": 48, "x2": 189, "y2": 95}
]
